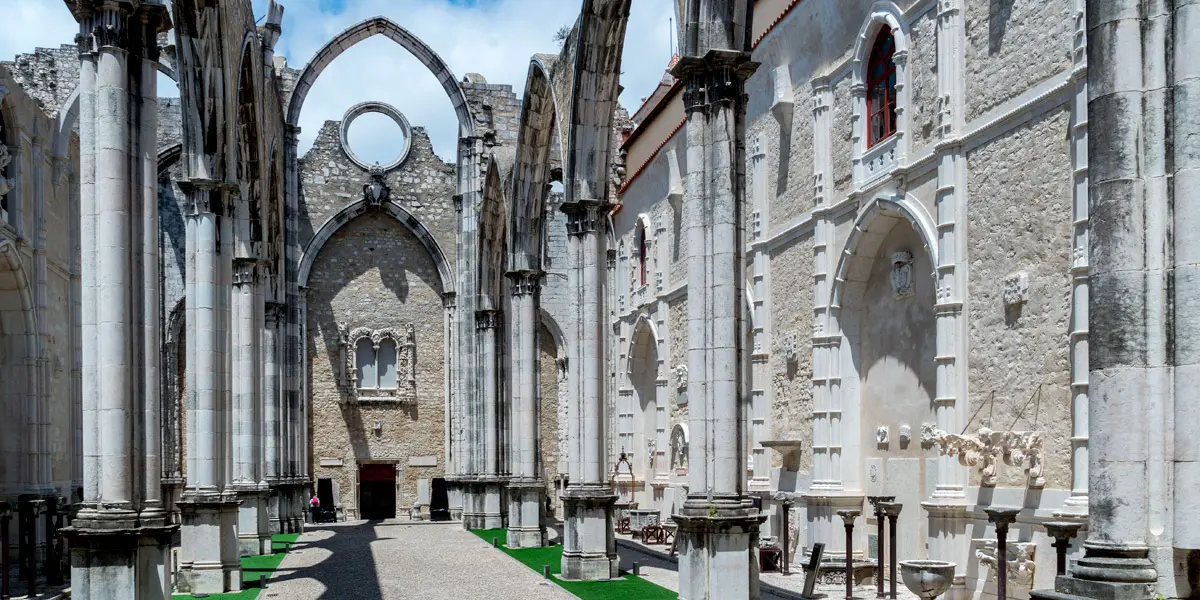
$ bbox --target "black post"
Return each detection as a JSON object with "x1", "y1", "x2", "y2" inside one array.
[
  {"x1": 984, "y1": 507, "x2": 1021, "y2": 600},
  {"x1": 837, "y1": 509, "x2": 861, "y2": 600},
  {"x1": 879, "y1": 502, "x2": 902, "y2": 600},
  {"x1": 45, "y1": 497, "x2": 61, "y2": 586},
  {"x1": 17, "y1": 498, "x2": 37, "y2": 598},
  {"x1": 1043, "y1": 521, "x2": 1083, "y2": 576},
  {"x1": 867, "y1": 496, "x2": 894, "y2": 598},
  {"x1": 2, "y1": 502, "x2": 11, "y2": 600},
  {"x1": 781, "y1": 497, "x2": 793, "y2": 576}
]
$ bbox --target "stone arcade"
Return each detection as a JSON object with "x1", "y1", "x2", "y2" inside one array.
[{"x1": 0, "y1": 0, "x2": 1197, "y2": 598}]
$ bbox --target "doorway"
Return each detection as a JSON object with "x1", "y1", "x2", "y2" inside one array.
[
  {"x1": 430, "y1": 478, "x2": 450, "y2": 521},
  {"x1": 359, "y1": 463, "x2": 397, "y2": 520}
]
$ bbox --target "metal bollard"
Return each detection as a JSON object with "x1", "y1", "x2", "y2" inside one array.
[
  {"x1": 493, "y1": 537, "x2": 499, "y2": 548},
  {"x1": 543, "y1": 565, "x2": 550, "y2": 579},
  {"x1": 633, "y1": 561, "x2": 640, "y2": 576},
  {"x1": 260, "y1": 574, "x2": 267, "y2": 589}
]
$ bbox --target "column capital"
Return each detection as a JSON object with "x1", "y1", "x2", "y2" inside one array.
[
  {"x1": 475, "y1": 309, "x2": 501, "y2": 331},
  {"x1": 265, "y1": 301, "x2": 287, "y2": 324},
  {"x1": 442, "y1": 292, "x2": 457, "y2": 310},
  {"x1": 233, "y1": 258, "x2": 261, "y2": 286},
  {"x1": 671, "y1": 49, "x2": 760, "y2": 114},
  {"x1": 560, "y1": 199, "x2": 610, "y2": 236},
  {"x1": 453, "y1": 194, "x2": 464, "y2": 213},
  {"x1": 506, "y1": 270, "x2": 543, "y2": 296},
  {"x1": 180, "y1": 178, "x2": 236, "y2": 216}
]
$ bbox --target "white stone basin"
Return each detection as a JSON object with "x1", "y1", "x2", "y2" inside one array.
[{"x1": 899, "y1": 560, "x2": 956, "y2": 600}]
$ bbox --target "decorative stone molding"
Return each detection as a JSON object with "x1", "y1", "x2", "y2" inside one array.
[
  {"x1": 923, "y1": 425, "x2": 1045, "y2": 487},
  {"x1": 339, "y1": 101, "x2": 413, "y2": 172},
  {"x1": 336, "y1": 323, "x2": 417, "y2": 403},
  {"x1": 1002, "y1": 271, "x2": 1029, "y2": 306},
  {"x1": 362, "y1": 168, "x2": 392, "y2": 206},
  {"x1": 974, "y1": 539, "x2": 1036, "y2": 586}
]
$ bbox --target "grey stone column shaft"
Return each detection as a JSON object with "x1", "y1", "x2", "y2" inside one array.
[
  {"x1": 67, "y1": 5, "x2": 174, "y2": 599},
  {"x1": 264, "y1": 303, "x2": 282, "y2": 482},
  {"x1": 507, "y1": 270, "x2": 545, "y2": 548},
  {"x1": 232, "y1": 260, "x2": 263, "y2": 488},
  {"x1": 671, "y1": 3, "x2": 764, "y2": 598}
]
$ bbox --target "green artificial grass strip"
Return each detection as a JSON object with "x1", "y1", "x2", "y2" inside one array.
[
  {"x1": 470, "y1": 528, "x2": 677, "y2": 600},
  {"x1": 172, "y1": 533, "x2": 299, "y2": 600}
]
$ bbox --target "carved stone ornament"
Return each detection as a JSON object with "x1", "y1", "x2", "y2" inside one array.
[
  {"x1": 890, "y1": 250, "x2": 915, "y2": 299},
  {"x1": 975, "y1": 539, "x2": 1037, "y2": 586},
  {"x1": 780, "y1": 333, "x2": 800, "y2": 363},
  {"x1": 923, "y1": 426, "x2": 1045, "y2": 487},
  {"x1": 0, "y1": 141, "x2": 12, "y2": 201},
  {"x1": 1003, "y1": 271, "x2": 1030, "y2": 306},
  {"x1": 363, "y1": 168, "x2": 391, "y2": 206},
  {"x1": 674, "y1": 364, "x2": 688, "y2": 388},
  {"x1": 876, "y1": 426, "x2": 890, "y2": 445},
  {"x1": 646, "y1": 439, "x2": 656, "y2": 469},
  {"x1": 899, "y1": 425, "x2": 912, "y2": 444},
  {"x1": 670, "y1": 424, "x2": 689, "y2": 472}
]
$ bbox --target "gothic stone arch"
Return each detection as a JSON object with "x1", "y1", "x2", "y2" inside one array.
[{"x1": 284, "y1": 16, "x2": 476, "y2": 138}]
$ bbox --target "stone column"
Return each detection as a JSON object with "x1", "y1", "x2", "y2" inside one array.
[
  {"x1": 452, "y1": 138, "x2": 483, "y2": 527},
  {"x1": 1034, "y1": 1, "x2": 1162, "y2": 598},
  {"x1": 177, "y1": 179, "x2": 241, "y2": 594},
  {"x1": 924, "y1": 2, "x2": 971, "y2": 597},
  {"x1": 559, "y1": 199, "x2": 618, "y2": 581},
  {"x1": 475, "y1": 308, "x2": 505, "y2": 529},
  {"x1": 232, "y1": 259, "x2": 269, "y2": 556},
  {"x1": 507, "y1": 270, "x2": 546, "y2": 548},
  {"x1": 670, "y1": 33, "x2": 764, "y2": 600},
  {"x1": 65, "y1": 4, "x2": 175, "y2": 599},
  {"x1": 264, "y1": 301, "x2": 284, "y2": 533}
]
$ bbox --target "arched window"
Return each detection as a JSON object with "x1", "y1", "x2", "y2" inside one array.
[
  {"x1": 637, "y1": 226, "x2": 648, "y2": 287},
  {"x1": 867, "y1": 27, "x2": 898, "y2": 147},
  {"x1": 356, "y1": 338, "x2": 377, "y2": 389},
  {"x1": 377, "y1": 339, "x2": 398, "y2": 389}
]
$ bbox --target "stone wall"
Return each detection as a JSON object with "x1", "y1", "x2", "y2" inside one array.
[
  {"x1": 538, "y1": 324, "x2": 561, "y2": 501},
  {"x1": 964, "y1": 0, "x2": 1073, "y2": 120},
  {"x1": 906, "y1": 9, "x2": 939, "y2": 150},
  {"x1": 306, "y1": 210, "x2": 447, "y2": 515},
  {"x1": 965, "y1": 105, "x2": 1073, "y2": 489},
  {"x1": 2, "y1": 45, "x2": 79, "y2": 117}
]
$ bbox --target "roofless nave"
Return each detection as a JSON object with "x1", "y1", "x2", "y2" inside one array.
[{"x1": 0, "y1": 0, "x2": 1197, "y2": 599}]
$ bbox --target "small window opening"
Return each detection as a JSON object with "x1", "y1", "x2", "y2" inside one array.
[{"x1": 867, "y1": 27, "x2": 898, "y2": 148}]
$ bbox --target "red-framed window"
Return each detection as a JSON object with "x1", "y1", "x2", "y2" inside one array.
[
  {"x1": 637, "y1": 226, "x2": 648, "y2": 286},
  {"x1": 867, "y1": 27, "x2": 898, "y2": 148}
]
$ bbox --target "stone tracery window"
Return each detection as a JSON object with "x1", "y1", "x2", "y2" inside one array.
[
  {"x1": 867, "y1": 26, "x2": 898, "y2": 148},
  {"x1": 338, "y1": 324, "x2": 417, "y2": 403}
]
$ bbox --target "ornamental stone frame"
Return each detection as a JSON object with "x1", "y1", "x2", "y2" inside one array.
[
  {"x1": 850, "y1": 2, "x2": 912, "y2": 187},
  {"x1": 337, "y1": 323, "x2": 418, "y2": 403}
]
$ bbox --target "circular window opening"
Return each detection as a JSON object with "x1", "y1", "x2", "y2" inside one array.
[{"x1": 339, "y1": 102, "x2": 413, "y2": 172}]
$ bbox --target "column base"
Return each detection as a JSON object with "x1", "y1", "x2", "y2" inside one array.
[
  {"x1": 560, "y1": 485, "x2": 618, "y2": 581},
  {"x1": 447, "y1": 479, "x2": 465, "y2": 521},
  {"x1": 462, "y1": 478, "x2": 506, "y2": 530},
  {"x1": 177, "y1": 492, "x2": 242, "y2": 595},
  {"x1": 507, "y1": 479, "x2": 546, "y2": 548},
  {"x1": 1032, "y1": 544, "x2": 1157, "y2": 600},
  {"x1": 236, "y1": 487, "x2": 271, "y2": 556},
  {"x1": 64, "y1": 509, "x2": 176, "y2": 600},
  {"x1": 674, "y1": 496, "x2": 767, "y2": 600}
]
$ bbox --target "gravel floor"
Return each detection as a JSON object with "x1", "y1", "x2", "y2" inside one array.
[{"x1": 261, "y1": 521, "x2": 575, "y2": 600}]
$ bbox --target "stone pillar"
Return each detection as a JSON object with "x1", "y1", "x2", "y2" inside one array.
[
  {"x1": 475, "y1": 308, "x2": 505, "y2": 530},
  {"x1": 924, "y1": 2, "x2": 971, "y2": 597},
  {"x1": 1034, "y1": 1, "x2": 1164, "y2": 598},
  {"x1": 559, "y1": 200, "x2": 618, "y2": 581},
  {"x1": 452, "y1": 138, "x2": 483, "y2": 528},
  {"x1": 669, "y1": 26, "x2": 764, "y2": 599},
  {"x1": 507, "y1": 270, "x2": 545, "y2": 548},
  {"x1": 65, "y1": 4, "x2": 175, "y2": 599},
  {"x1": 177, "y1": 179, "x2": 241, "y2": 594},
  {"x1": 265, "y1": 301, "x2": 284, "y2": 533},
  {"x1": 233, "y1": 259, "x2": 269, "y2": 556}
]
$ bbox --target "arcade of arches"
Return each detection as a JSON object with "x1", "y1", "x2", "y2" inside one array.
[{"x1": 0, "y1": 0, "x2": 1198, "y2": 599}]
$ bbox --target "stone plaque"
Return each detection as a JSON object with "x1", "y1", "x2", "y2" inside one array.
[
  {"x1": 408, "y1": 455, "x2": 438, "y2": 467},
  {"x1": 416, "y1": 479, "x2": 431, "y2": 506},
  {"x1": 865, "y1": 457, "x2": 884, "y2": 496},
  {"x1": 319, "y1": 458, "x2": 344, "y2": 467}
]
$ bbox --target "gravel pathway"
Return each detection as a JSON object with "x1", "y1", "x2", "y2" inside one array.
[{"x1": 261, "y1": 521, "x2": 575, "y2": 600}]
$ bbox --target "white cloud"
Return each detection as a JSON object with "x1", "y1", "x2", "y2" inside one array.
[{"x1": 0, "y1": 0, "x2": 676, "y2": 162}]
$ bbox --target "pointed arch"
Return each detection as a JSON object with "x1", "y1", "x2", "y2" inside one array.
[
  {"x1": 478, "y1": 158, "x2": 508, "y2": 310},
  {"x1": 0, "y1": 238, "x2": 37, "y2": 498},
  {"x1": 284, "y1": 16, "x2": 475, "y2": 137},
  {"x1": 298, "y1": 201, "x2": 454, "y2": 294},
  {"x1": 509, "y1": 54, "x2": 567, "y2": 272},
  {"x1": 830, "y1": 193, "x2": 938, "y2": 311}
]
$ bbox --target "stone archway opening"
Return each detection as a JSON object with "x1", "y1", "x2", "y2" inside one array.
[{"x1": 628, "y1": 318, "x2": 659, "y2": 500}]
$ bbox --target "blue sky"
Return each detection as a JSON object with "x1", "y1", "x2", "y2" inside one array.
[{"x1": 0, "y1": 0, "x2": 676, "y2": 163}]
